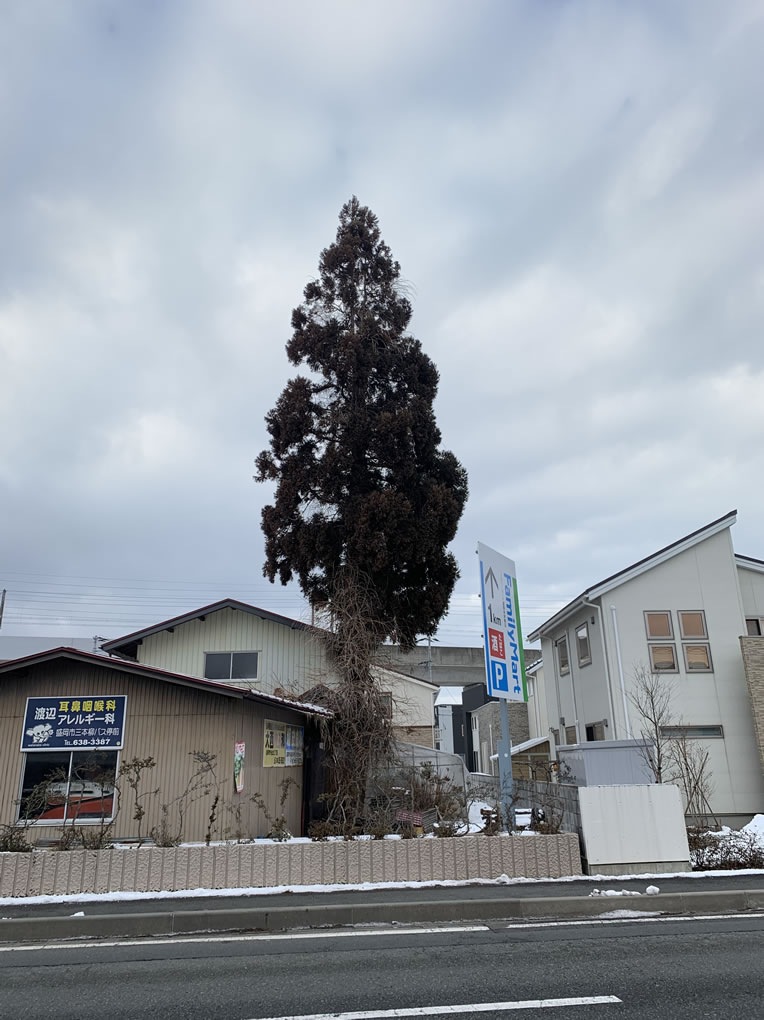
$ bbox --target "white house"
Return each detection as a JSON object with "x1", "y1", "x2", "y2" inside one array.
[
  {"x1": 101, "y1": 599, "x2": 436, "y2": 746},
  {"x1": 527, "y1": 510, "x2": 764, "y2": 826}
]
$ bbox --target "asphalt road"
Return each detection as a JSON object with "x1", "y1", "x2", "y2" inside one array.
[
  {"x1": 4, "y1": 872, "x2": 762, "y2": 918},
  {"x1": 1, "y1": 912, "x2": 762, "y2": 1020}
]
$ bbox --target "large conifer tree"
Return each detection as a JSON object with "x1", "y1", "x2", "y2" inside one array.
[{"x1": 256, "y1": 197, "x2": 467, "y2": 651}]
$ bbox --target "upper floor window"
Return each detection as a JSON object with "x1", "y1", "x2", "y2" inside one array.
[
  {"x1": 644, "y1": 611, "x2": 673, "y2": 640},
  {"x1": 575, "y1": 623, "x2": 591, "y2": 667},
  {"x1": 683, "y1": 644, "x2": 713, "y2": 672},
  {"x1": 380, "y1": 692, "x2": 393, "y2": 718},
  {"x1": 678, "y1": 611, "x2": 707, "y2": 640},
  {"x1": 585, "y1": 721, "x2": 606, "y2": 741},
  {"x1": 746, "y1": 618, "x2": 763, "y2": 636},
  {"x1": 204, "y1": 650, "x2": 259, "y2": 681},
  {"x1": 649, "y1": 643, "x2": 678, "y2": 673},
  {"x1": 564, "y1": 725, "x2": 578, "y2": 745},
  {"x1": 556, "y1": 635, "x2": 570, "y2": 676}
]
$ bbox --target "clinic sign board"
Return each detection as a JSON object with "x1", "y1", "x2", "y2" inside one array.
[
  {"x1": 478, "y1": 542, "x2": 528, "y2": 702},
  {"x1": 20, "y1": 696, "x2": 127, "y2": 751}
]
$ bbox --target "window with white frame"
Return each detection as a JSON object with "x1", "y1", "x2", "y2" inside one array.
[
  {"x1": 678, "y1": 611, "x2": 707, "y2": 639},
  {"x1": 564, "y1": 725, "x2": 578, "y2": 745},
  {"x1": 18, "y1": 750, "x2": 118, "y2": 824},
  {"x1": 649, "y1": 643, "x2": 678, "y2": 672},
  {"x1": 644, "y1": 611, "x2": 673, "y2": 639},
  {"x1": 660, "y1": 725, "x2": 723, "y2": 739},
  {"x1": 683, "y1": 644, "x2": 713, "y2": 672},
  {"x1": 746, "y1": 618, "x2": 763, "y2": 636},
  {"x1": 556, "y1": 635, "x2": 570, "y2": 676},
  {"x1": 204, "y1": 651, "x2": 259, "y2": 681},
  {"x1": 575, "y1": 622, "x2": 591, "y2": 667},
  {"x1": 585, "y1": 721, "x2": 606, "y2": 741}
]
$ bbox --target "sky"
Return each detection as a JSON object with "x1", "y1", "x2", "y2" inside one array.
[{"x1": 2, "y1": 0, "x2": 764, "y2": 648}]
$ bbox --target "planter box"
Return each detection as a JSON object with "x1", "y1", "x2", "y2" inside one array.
[{"x1": 0, "y1": 833, "x2": 581, "y2": 898}]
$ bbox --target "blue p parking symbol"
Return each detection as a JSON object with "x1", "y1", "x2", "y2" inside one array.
[{"x1": 490, "y1": 659, "x2": 509, "y2": 693}]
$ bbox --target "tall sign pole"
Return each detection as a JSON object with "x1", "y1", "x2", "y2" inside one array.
[{"x1": 477, "y1": 543, "x2": 528, "y2": 830}]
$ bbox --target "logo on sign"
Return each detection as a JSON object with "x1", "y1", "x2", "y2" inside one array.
[
  {"x1": 490, "y1": 660, "x2": 509, "y2": 692},
  {"x1": 26, "y1": 723, "x2": 54, "y2": 745},
  {"x1": 488, "y1": 628, "x2": 505, "y2": 660}
]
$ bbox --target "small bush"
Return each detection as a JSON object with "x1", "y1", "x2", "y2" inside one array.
[
  {"x1": 0, "y1": 825, "x2": 34, "y2": 853},
  {"x1": 688, "y1": 827, "x2": 764, "y2": 871},
  {"x1": 433, "y1": 820, "x2": 462, "y2": 838}
]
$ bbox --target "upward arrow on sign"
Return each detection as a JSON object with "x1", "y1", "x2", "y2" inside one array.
[{"x1": 484, "y1": 566, "x2": 499, "y2": 598}]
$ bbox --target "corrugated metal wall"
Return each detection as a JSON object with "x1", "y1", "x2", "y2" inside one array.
[
  {"x1": 0, "y1": 659, "x2": 306, "y2": 843},
  {"x1": 136, "y1": 608, "x2": 330, "y2": 696},
  {"x1": 134, "y1": 609, "x2": 434, "y2": 737}
]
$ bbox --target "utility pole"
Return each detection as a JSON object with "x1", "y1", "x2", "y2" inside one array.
[{"x1": 0, "y1": 589, "x2": 6, "y2": 631}]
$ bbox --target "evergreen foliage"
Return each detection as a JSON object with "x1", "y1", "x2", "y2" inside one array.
[{"x1": 256, "y1": 197, "x2": 467, "y2": 650}]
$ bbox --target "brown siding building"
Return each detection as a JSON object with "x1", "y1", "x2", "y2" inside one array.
[{"x1": 0, "y1": 648, "x2": 329, "y2": 844}]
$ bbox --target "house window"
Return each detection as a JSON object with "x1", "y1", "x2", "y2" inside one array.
[
  {"x1": 649, "y1": 644, "x2": 678, "y2": 672},
  {"x1": 556, "y1": 636, "x2": 570, "y2": 676},
  {"x1": 683, "y1": 644, "x2": 713, "y2": 672},
  {"x1": 380, "y1": 692, "x2": 393, "y2": 718},
  {"x1": 204, "y1": 651, "x2": 259, "y2": 681},
  {"x1": 644, "y1": 611, "x2": 673, "y2": 639},
  {"x1": 746, "y1": 618, "x2": 762, "y2": 636},
  {"x1": 678, "y1": 611, "x2": 707, "y2": 640},
  {"x1": 473, "y1": 751, "x2": 480, "y2": 772},
  {"x1": 585, "y1": 721, "x2": 606, "y2": 741},
  {"x1": 18, "y1": 751, "x2": 118, "y2": 824},
  {"x1": 575, "y1": 623, "x2": 591, "y2": 667},
  {"x1": 564, "y1": 725, "x2": 577, "y2": 744},
  {"x1": 471, "y1": 714, "x2": 478, "y2": 731},
  {"x1": 660, "y1": 725, "x2": 724, "y2": 739}
]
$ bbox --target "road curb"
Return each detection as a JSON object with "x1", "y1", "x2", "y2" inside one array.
[{"x1": 2, "y1": 888, "x2": 763, "y2": 943}]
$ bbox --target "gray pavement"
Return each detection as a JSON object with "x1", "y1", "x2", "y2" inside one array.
[
  {"x1": 1, "y1": 874, "x2": 763, "y2": 943},
  {"x1": 3, "y1": 871, "x2": 763, "y2": 917},
  {"x1": 1, "y1": 912, "x2": 762, "y2": 1019}
]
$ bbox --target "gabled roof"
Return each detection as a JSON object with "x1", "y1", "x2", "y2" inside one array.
[
  {"x1": 735, "y1": 553, "x2": 764, "y2": 575},
  {"x1": 528, "y1": 510, "x2": 738, "y2": 641},
  {"x1": 101, "y1": 598, "x2": 313, "y2": 660},
  {"x1": 372, "y1": 664, "x2": 439, "y2": 690},
  {"x1": 0, "y1": 646, "x2": 331, "y2": 717}
]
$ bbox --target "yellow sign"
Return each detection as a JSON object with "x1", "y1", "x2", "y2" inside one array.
[{"x1": 263, "y1": 720, "x2": 304, "y2": 767}]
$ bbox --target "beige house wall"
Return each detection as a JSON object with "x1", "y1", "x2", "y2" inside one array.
[
  {"x1": 130, "y1": 607, "x2": 435, "y2": 738},
  {"x1": 0, "y1": 660, "x2": 308, "y2": 843},
  {"x1": 134, "y1": 608, "x2": 327, "y2": 696}
]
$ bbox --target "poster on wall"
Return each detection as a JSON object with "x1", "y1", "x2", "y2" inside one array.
[
  {"x1": 234, "y1": 742, "x2": 245, "y2": 793},
  {"x1": 20, "y1": 696, "x2": 127, "y2": 751},
  {"x1": 263, "y1": 720, "x2": 304, "y2": 767}
]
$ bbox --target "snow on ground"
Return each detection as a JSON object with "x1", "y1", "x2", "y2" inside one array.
[
  {"x1": 468, "y1": 800, "x2": 492, "y2": 832},
  {"x1": 743, "y1": 814, "x2": 764, "y2": 844},
  {"x1": 2, "y1": 866, "x2": 763, "y2": 909}
]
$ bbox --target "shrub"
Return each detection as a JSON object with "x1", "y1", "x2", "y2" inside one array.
[
  {"x1": 0, "y1": 825, "x2": 34, "y2": 853},
  {"x1": 688, "y1": 827, "x2": 764, "y2": 871}
]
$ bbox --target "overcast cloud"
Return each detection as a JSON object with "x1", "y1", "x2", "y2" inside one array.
[{"x1": 2, "y1": 0, "x2": 763, "y2": 646}]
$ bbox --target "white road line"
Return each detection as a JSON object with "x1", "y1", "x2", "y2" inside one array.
[
  {"x1": 503, "y1": 912, "x2": 764, "y2": 930},
  {"x1": 246, "y1": 998, "x2": 622, "y2": 1019},
  {"x1": 0, "y1": 924, "x2": 489, "y2": 953}
]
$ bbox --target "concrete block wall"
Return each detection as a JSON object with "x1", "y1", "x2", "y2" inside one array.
[
  {"x1": 513, "y1": 779, "x2": 582, "y2": 838},
  {"x1": 741, "y1": 636, "x2": 764, "y2": 778},
  {"x1": 0, "y1": 833, "x2": 581, "y2": 898}
]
